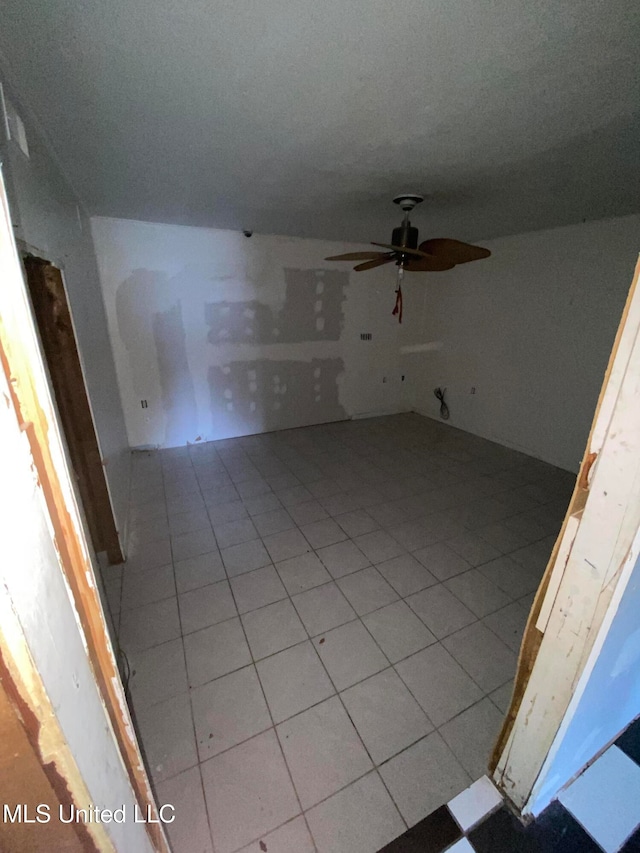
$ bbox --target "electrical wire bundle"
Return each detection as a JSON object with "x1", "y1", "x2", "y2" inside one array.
[{"x1": 434, "y1": 387, "x2": 450, "y2": 420}]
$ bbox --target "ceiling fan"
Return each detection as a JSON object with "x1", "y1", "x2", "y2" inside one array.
[{"x1": 325, "y1": 194, "x2": 490, "y2": 273}]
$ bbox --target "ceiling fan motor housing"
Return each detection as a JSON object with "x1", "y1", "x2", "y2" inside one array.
[{"x1": 391, "y1": 223, "x2": 419, "y2": 250}]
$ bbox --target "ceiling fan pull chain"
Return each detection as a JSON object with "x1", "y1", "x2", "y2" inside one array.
[
  {"x1": 392, "y1": 284, "x2": 403, "y2": 323},
  {"x1": 392, "y1": 266, "x2": 403, "y2": 323}
]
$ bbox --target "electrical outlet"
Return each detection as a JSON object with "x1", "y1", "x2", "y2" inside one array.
[
  {"x1": 401, "y1": 375, "x2": 405, "y2": 382},
  {"x1": 470, "y1": 387, "x2": 476, "y2": 395},
  {"x1": 141, "y1": 400, "x2": 148, "y2": 408}
]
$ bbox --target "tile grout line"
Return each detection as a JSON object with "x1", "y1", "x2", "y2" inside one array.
[
  {"x1": 255, "y1": 549, "x2": 411, "y2": 842},
  {"x1": 123, "y1": 545, "x2": 521, "y2": 723},
  {"x1": 166, "y1": 455, "x2": 218, "y2": 853},
  {"x1": 224, "y1": 453, "x2": 394, "y2": 849},
  {"x1": 210, "y1": 457, "x2": 321, "y2": 853},
  {"x1": 203, "y1": 446, "x2": 413, "y2": 846},
  {"x1": 123, "y1": 562, "x2": 521, "y2": 697}
]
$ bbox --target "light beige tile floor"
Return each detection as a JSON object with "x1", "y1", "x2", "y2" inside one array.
[{"x1": 109, "y1": 413, "x2": 572, "y2": 853}]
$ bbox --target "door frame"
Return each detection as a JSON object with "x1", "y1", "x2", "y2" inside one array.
[
  {"x1": 0, "y1": 168, "x2": 168, "y2": 851},
  {"x1": 491, "y1": 256, "x2": 640, "y2": 813},
  {"x1": 22, "y1": 254, "x2": 124, "y2": 564}
]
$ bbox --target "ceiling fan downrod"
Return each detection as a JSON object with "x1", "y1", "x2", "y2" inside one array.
[{"x1": 392, "y1": 194, "x2": 424, "y2": 263}]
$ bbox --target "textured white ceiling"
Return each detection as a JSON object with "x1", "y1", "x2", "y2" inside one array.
[{"x1": 1, "y1": 0, "x2": 638, "y2": 242}]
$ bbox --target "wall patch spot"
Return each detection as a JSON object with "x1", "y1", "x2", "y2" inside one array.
[
  {"x1": 316, "y1": 317, "x2": 325, "y2": 331},
  {"x1": 205, "y1": 269, "x2": 347, "y2": 345},
  {"x1": 208, "y1": 358, "x2": 346, "y2": 434}
]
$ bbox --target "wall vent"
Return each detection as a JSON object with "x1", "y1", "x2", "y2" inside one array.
[{"x1": 360, "y1": 333, "x2": 372, "y2": 341}]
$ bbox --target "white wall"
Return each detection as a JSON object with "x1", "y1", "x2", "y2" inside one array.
[
  {"x1": 529, "y1": 541, "x2": 640, "y2": 814},
  {"x1": 403, "y1": 215, "x2": 640, "y2": 471},
  {"x1": 92, "y1": 216, "x2": 410, "y2": 448},
  {"x1": 91, "y1": 214, "x2": 639, "y2": 463},
  {"x1": 0, "y1": 74, "x2": 130, "y2": 533}
]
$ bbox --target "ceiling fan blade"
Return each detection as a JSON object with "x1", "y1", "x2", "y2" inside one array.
[
  {"x1": 325, "y1": 251, "x2": 389, "y2": 261},
  {"x1": 371, "y1": 242, "x2": 435, "y2": 259},
  {"x1": 353, "y1": 256, "x2": 396, "y2": 272},
  {"x1": 405, "y1": 257, "x2": 456, "y2": 272},
  {"x1": 419, "y1": 238, "x2": 491, "y2": 264}
]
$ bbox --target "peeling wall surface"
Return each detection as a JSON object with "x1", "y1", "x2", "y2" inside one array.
[
  {"x1": 0, "y1": 73, "x2": 130, "y2": 532},
  {"x1": 0, "y1": 263, "x2": 154, "y2": 853},
  {"x1": 403, "y1": 215, "x2": 640, "y2": 472},
  {"x1": 92, "y1": 216, "x2": 409, "y2": 447},
  {"x1": 529, "y1": 547, "x2": 640, "y2": 814}
]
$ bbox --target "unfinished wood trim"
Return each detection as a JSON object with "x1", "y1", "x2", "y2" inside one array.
[
  {"x1": 0, "y1": 669, "x2": 86, "y2": 853},
  {"x1": 23, "y1": 256, "x2": 123, "y2": 564},
  {"x1": 0, "y1": 589, "x2": 105, "y2": 852},
  {"x1": 491, "y1": 255, "x2": 640, "y2": 810},
  {"x1": 0, "y1": 175, "x2": 170, "y2": 853},
  {"x1": 535, "y1": 511, "x2": 580, "y2": 633}
]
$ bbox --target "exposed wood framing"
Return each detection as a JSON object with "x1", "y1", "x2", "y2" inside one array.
[
  {"x1": 0, "y1": 173, "x2": 169, "y2": 852},
  {"x1": 491, "y1": 256, "x2": 640, "y2": 811},
  {"x1": 23, "y1": 257, "x2": 123, "y2": 564}
]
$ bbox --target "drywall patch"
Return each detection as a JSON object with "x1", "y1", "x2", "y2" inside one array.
[
  {"x1": 208, "y1": 358, "x2": 346, "y2": 434},
  {"x1": 152, "y1": 302, "x2": 198, "y2": 446},
  {"x1": 205, "y1": 269, "x2": 347, "y2": 344}
]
